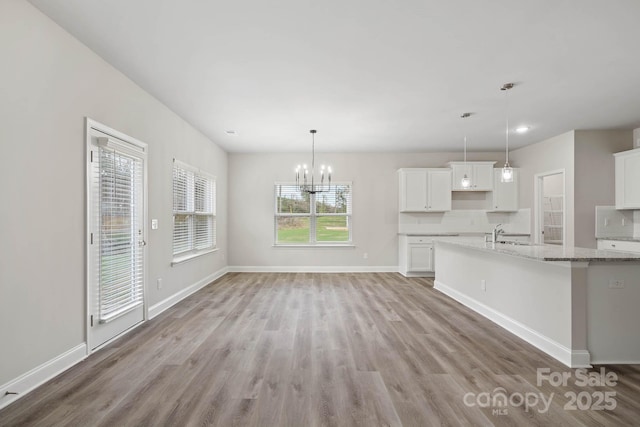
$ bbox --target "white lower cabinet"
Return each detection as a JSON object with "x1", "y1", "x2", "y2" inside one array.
[
  {"x1": 399, "y1": 235, "x2": 434, "y2": 277},
  {"x1": 597, "y1": 239, "x2": 640, "y2": 253}
]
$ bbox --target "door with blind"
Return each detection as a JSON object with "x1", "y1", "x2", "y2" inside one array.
[{"x1": 87, "y1": 120, "x2": 147, "y2": 351}]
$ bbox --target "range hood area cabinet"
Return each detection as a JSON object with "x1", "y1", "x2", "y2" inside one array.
[
  {"x1": 398, "y1": 168, "x2": 452, "y2": 212},
  {"x1": 491, "y1": 168, "x2": 519, "y2": 212},
  {"x1": 615, "y1": 148, "x2": 640, "y2": 209},
  {"x1": 448, "y1": 161, "x2": 495, "y2": 191}
]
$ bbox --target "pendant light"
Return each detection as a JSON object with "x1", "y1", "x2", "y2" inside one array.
[
  {"x1": 460, "y1": 112, "x2": 471, "y2": 189},
  {"x1": 295, "y1": 129, "x2": 332, "y2": 194},
  {"x1": 500, "y1": 83, "x2": 514, "y2": 183}
]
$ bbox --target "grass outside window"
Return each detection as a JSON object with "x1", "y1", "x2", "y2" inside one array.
[{"x1": 275, "y1": 183, "x2": 352, "y2": 245}]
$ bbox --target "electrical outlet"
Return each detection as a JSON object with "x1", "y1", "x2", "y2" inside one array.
[
  {"x1": 608, "y1": 279, "x2": 624, "y2": 289},
  {"x1": 151, "y1": 219, "x2": 159, "y2": 230},
  {"x1": 363, "y1": 253, "x2": 368, "y2": 259},
  {"x1": 481, "y1": 279, "x2": 486, "y2": 291},
  {"x1": 157, "y1": 278, "x2": 163, "y2": 290}
]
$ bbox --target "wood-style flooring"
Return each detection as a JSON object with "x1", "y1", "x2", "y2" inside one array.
[{"x1": 1, "y1": 272, "x2": 639, "y2": 426}]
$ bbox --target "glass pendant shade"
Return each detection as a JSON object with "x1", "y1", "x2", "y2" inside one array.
[
  {"x1": 501, "y1": 163, "x2": 514, "y2": 182},
  {"x1": 500, "y1": 83, "x2": 514, "y2": 184},
  {"x1": 460, "y1": 114, "x2": 472, "y2": 189}
]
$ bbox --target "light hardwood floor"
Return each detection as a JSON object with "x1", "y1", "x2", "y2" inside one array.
[{"x1": 1, "y1": 273, "x2": 639, "y2": 426}]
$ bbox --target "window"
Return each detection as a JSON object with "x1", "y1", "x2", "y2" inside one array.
[
  {"x1": 173, "y1": 160, "x2": 216, "y2": 261},
  {"x1": 275, "y1": 183, "x2": 352, "y2": 245}
]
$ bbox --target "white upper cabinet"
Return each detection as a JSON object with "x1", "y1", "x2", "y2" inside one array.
[
  {"x1": 427, "y1": 169, "x2": 453, "y2": 211},
  {"x1": 491, "y1": 168, "x2": 519, "y2": 212},
  {"x1": 398, "y1": 168, "x2": 452, "y2": 212},
  {"x1": 400, "y1": 169, "x2": 428, "y2": 211},
  {"x1": 448, "y1": 162, "x2": 495, "y2": 191},
  {"x1": 615, "y1": 148, "x2": 640, "y2": 209}
]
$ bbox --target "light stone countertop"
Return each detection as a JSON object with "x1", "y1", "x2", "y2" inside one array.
[
  {"x1": 398, "y1": 232, "x2": 530, "y2": 237},
  {"x1": 398, "y1": 233, "x2": 460, "y2": 236},
  {"x1": 436, "y1": 239, "x2": 640, "y2": 262}
]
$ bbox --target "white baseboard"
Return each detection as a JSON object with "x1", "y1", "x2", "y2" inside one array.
[
  {"x1": 590, "y1": 358, "x2": 640, "y2": 365},
  {"x1": 148, "y1": 266, "x2": 229, "y2": 319},
  {"x1": 227, "y1": 266, "x2": 399, "y2": 273},
  {"x1": 0, "y1": 343, "x2": 87, "y2": 411},
  {"x1": 434, "y1": 280, "x2": 591, "y2": 368}
]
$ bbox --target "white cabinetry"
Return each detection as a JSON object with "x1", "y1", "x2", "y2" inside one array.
[
  {"x1": 398, "y1": 168, "x2": 452, "y2": 212},
  {"x1": 449, "y1": 162, "x2": 495, "y2": 191},
  {"x1": 491, "y1": 168, "x2": 519, "y2": 212},
  {"x1": 399, "y1": 235, "x2": 434, "y2": 276},
  {"x1": 615, "y1": 148, "x2": 640, "y2": 209},
  {"x1": 597, "y1": 239, "x2": 640, "y2": 253}
]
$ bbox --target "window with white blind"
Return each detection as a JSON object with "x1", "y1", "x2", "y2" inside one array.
[
  {"x1": 173, "y1": 160, "x2": 216, "y2": 261},
  {"x1": 274, "y1": 183, "x2": 352, "y2": 245}
]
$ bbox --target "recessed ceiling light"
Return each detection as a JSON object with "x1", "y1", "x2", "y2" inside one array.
[
  {"x1": 515, "y1": 126, "x2": 529, "y2": 134},
  {"x1": 225, "y1": 130, "x2": 238, "y2": 136}
]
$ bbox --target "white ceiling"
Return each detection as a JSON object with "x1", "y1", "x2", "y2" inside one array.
[{"x1": 28, "y1": 0, "x2": 640, "y2": 153}]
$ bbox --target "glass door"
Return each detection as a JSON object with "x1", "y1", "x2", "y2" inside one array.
[{"x1": 87, "y1": 122, "x2": 147, "y2": 351}]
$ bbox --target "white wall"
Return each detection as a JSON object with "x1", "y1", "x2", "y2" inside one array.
[
  {"x1": 510, "y1": 130, "x2": 632, "y2": 248},
  {"x1": 228, "y1": 151, "x2": 502, "y2": 269},
  {"x1": 510, "y1": 131, "x2": 576, "y2": 246},
  {"x1": 574, "y1": 130, "x2": 631, "y2": 247},
  {"x1": 0, "y1": 0, "x2": 227, "y2": 387},
  {"x1": 542, "y1": 173, "x2": 564, "y2": 197}
]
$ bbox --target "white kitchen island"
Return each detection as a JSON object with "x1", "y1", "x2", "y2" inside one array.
[{"x1": 434, "y1": 240, "x2": 640, "y2": 368}]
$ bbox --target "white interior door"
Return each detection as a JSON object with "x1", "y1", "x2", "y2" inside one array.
[{"x1": 87, "y1": 120, "x2": 147, "y2": 351}]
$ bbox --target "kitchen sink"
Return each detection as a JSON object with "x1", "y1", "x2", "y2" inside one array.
[{"x1": 496, "y1": 240, "x2": 531, "y2": 246}]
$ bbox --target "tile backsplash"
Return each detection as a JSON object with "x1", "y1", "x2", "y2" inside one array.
[
  {"x1": 399, "y1": 208, "x2": 531, "y2": 235},
  {"x1": 595, "y1": 206, "x2": 635, "y2": 238}
]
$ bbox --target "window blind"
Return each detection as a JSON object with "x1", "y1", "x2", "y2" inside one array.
[
  {"x1": 98, "y1": 147, "x2": 144, "y2": 322},
  {"x1": 173, "y1": 160, "x2": 216, "y2": 257},
  {"x1": 274, "y1": 183, "x2": 352, "y2": 244}
]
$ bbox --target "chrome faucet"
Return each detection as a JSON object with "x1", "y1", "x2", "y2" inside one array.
[{"x1": 491, "y1": 224, "x2": 504, "y2": 243}]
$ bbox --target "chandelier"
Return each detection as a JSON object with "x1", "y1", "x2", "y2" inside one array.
[{"x1": 295, "y1": 130, "x2": 332, "y2": 194}]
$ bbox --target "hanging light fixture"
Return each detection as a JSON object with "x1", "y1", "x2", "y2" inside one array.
[
  {"x1": 295, "y1": 129, "x2": 332, "y2": 194},
  {"x1": 460, "y1": 112, "x2": 472, "y2": 189},
  {"x1": 500, "y1": 83, "x2": 514, "y2": 183}
]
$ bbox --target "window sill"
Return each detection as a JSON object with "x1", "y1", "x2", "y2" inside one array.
[
  {"x1": 273, "y1": 244, "x2": 355, "y2": 248},
  {"x1": 171, "y1": 248, "x2": 219, "y2": 266}
]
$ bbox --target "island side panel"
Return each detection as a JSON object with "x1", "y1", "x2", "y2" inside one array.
[
  {"x1": 587, "y1": 262, "x2": 640, "y2": 364},
  {"x1": 434, "y1": 242, "x2": 577, "y2": 366}
]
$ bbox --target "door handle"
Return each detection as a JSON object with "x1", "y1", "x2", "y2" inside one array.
[{"x1": 139, "y1": 240, "x2": 147, "y2": 247}]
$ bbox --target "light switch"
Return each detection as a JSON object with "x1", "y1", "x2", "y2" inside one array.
[{"x1": 151, "y1": 219, "x2": 159, "y2": 230}]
